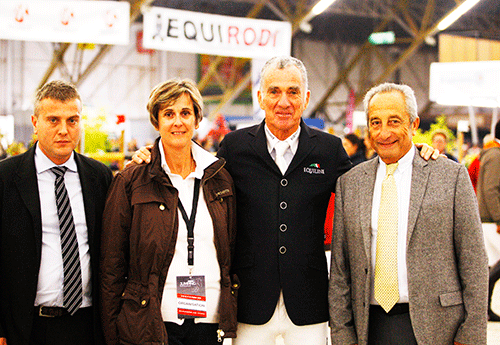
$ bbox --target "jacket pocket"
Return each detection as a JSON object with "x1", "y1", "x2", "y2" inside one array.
[
  {"x1": 439, "y1": 290, "x2": 463, "y2": 307},
  {"x1": 116, "y1": 283, "x2": 165, "y2": 344}
]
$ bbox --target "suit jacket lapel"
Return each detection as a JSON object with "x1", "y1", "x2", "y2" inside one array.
[
  {"x1": 360, "y1": 159, "x2": 378, "y2": 260},
  {"x1": 407, "y1": 154, "x2": 429, "y2": 246},
  {"x1": 75, "y1": 153, "x2": 98, "y2": 247},
  {"x1": 14, "y1": 145, "x2": 43, "y2": 257},
  {"x1": 287, "y1": 120, "x2": 316, "y2": 174},
  {"x1": 248, "y1": 121, "x2": 282, "y2": 174}
]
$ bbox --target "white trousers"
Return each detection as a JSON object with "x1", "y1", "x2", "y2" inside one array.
[{"x1": 233, "y1": 292, "x2": 328, "y2": 345}]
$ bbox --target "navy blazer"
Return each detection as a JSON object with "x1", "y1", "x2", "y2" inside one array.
[
  {"x1": 218, "y1": 120, "x2": 352, "y2": 325},
  {"x1": 0, "y1": 144, "x2": 112, "y2": 345}
]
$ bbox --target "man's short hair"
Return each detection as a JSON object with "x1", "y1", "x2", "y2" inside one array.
[
  {"x1": 34, "y1": 80, "x2": 81, "y2": 116},
  {"x1": 260, "y1": 56, "x2": 309, "y2": 95},
  {"x1": 147, "y1": 78, "x2": 203, "y2": 130},
  {"x1": 363, "y1": 82, "x2": 419, "y2": 125}
]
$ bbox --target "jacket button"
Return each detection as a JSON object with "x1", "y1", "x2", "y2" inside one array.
[
  {"x1": 280, "y1": 224, "x2": 287, "y2": 232},
  {"x1": 159, "y1": 204, "x2": 165, "y2": 211},
  {"x1": 279, "y1": 246, "x2": 286, "y2": 254},
  {"x1": 141, "y1": 300, "x2": 147, "y2": 306},
  {"x1": 280, "y1": 201, "x2": 287, "y2": 210},
  {"x1": 280, "y1": 179, "x2": 288, "y2": 187},
  {"x1": 232, "y1": 283, "x2": 238, "y2": 288}
]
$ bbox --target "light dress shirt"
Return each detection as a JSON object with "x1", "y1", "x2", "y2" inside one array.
[
  {"x1": 34, "y1": 144, "x2": 92, "y2": 308},
  {"x1": 370, "y1": 145, "x2": 415, "y2": 305},
  {"x1": 264, "y1": 124, "x2": 300, "y2": 171},
  {"x1": 159, "y1": 141, "x2": 222, "y2": 324}
]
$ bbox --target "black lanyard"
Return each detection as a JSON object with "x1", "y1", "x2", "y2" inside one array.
[{"x1": 177, "y1": 178, "x2": 201, "y2": 266}]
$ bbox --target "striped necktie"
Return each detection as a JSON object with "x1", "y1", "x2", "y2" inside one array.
[
  {"x1": 374, "y1": 162, "x2": 399, "y2": 313},
  {"x1": 51, "y1": 166, "x2": 83, "y2": 315}
]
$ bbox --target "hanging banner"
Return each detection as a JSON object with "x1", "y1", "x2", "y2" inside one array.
[
  {"x1": 0, "y1": 1, "x2": 130, "y2": 45},
  {"x1": 143, "y1": 7, "x2": 291, "y2": 59}
]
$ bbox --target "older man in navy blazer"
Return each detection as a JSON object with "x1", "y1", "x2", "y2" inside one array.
[
  {"x1": 329, "y1": 83, "x2": 488, "y2": 345},
  {"x1": 217, "y1": 56, "x2": 352, "y2": 344}
]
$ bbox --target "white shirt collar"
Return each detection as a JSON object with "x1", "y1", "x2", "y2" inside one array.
[
  {"x1": 377, "y1": 144, "x2": 415, "y2": 174},
  {"x1": 264, "y1": 124, "x2": 301, "y2": 156},
  {"x1": 34, "y1": 143, "x2": 77, "y2": 174},
  {"x1": 159, "y1": 140, "x2": 217, "y2": 179}
]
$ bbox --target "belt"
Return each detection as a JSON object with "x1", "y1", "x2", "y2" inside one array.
[
  {"x1": 36, "y1": 306, "x2": 69, "y2": 318},
  {"x1": 370, "y1": 303, "x2": 409, "y2": 316}
]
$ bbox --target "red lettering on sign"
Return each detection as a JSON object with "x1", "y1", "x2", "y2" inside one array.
[
  {"x1": 243, "y1": 27, "x2": 256, "y2": 46},
  {"x1": 258, "y1": 30, "x2": 279, "y2": 47},
  {"x1": 258, "y1": 29, "x2": 270, "y2": 46},
  {"x1": 228, "y1": 26, "x2": 239, "y2": 44}
]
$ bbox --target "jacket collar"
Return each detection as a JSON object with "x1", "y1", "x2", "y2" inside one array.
[
  {"x1": 149, "y1": 137, "x2": 225, "y2": 186},
  {"x1": 247, "y1": 119, "x2": 317, "y2": 176},
  {"x1": 357, "y1": 153, "x2": 430, "y2": 257}
]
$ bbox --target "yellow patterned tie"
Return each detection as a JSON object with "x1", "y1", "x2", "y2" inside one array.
[{"x1": 374, "y1": 162, "x2": 399, "y2": 313}]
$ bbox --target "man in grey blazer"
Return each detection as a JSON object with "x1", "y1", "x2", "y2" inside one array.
[{"x1": 329, "y1": 82, "x2": 488, "y2": 345}]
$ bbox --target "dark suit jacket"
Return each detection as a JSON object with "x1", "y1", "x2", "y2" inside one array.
[
  {"x1": 0, "y1": 144, "x2": 112, "y2": 345},
  {"x1": 218, "y1": 120, "x2": 352, "y2": 325}
]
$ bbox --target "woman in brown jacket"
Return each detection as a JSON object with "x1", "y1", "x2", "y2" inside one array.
[{"x1": 100, "y1": 79, "x2": 238, "y2": 345}]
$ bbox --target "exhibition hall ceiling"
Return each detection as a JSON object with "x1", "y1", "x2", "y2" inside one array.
[{"x1": 149, "y1": 0, "x2": 500, "y2": 44}]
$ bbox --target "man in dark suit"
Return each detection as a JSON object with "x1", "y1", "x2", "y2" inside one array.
[
  {"x1": 329, "y1": 83, "x2": 488, "y2": 345},
  {"x1": 217, "y1": 56, "x2": 352, "y2": 344},
  {"x1": 0, "y1": 80, "x2": 112, "y2": 345}
]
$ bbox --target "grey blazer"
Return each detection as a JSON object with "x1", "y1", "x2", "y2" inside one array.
[{"x1": 329, "y1": 151, "x2": 488, "y2": 345}]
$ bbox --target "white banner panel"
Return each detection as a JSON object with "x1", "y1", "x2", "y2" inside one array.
[
  {"x1": 0, "y1": 1, "x2": 130, "y2": 45},
  {"x1": 143, "y1": 7, "x2": 291, "y2": 59},
  {"x1": 429, "y1": 61, "x2": 500, "y2": 108}
]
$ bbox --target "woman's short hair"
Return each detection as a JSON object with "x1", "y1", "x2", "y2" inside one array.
[{"x1": 147, "y1": 78, "x2": 203, "y2": 129}]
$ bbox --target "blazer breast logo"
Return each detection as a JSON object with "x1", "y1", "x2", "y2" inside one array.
[{"x1": 304, "y1": 163, "x2": 325, "y2": 174}]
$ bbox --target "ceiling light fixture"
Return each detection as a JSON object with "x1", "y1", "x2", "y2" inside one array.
[
  {"x1": 299, "y1": 0, "x2": 338, "y2": 33},
  {"x1": 437, "y1": 0, "x2": 482, "y2": 31},
  {"x1": 311, "y1": 0, "x2": 338, "y2": 16}
]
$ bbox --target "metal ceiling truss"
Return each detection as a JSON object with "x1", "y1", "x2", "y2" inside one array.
[
  {"x1": 196, "y1": 0, "x2": 266, "y2": 115},
  {"x1": 36, "y1": 0, "x2": 153, "y2": 90},
  {"x1": 205, "y1": 0, "x2": 321, "y2": 117},
  {"x1": 310, "y1": 0, "x2": 489, "y2": 121}
]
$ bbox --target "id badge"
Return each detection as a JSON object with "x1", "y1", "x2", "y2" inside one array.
[{"x1": 176, "y1": 275, "x2": 207, "y2": 319}]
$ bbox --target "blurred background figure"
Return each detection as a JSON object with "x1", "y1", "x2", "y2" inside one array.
[
  {"x1": 432, "y1": 129, "x2": 458, "y2": 162},
  {"x1": 468, "y1": 134, "x2": 494, "y2": 194},
  {"x1": 342, "y1": 133, "x2": 366, "y2": 166},
  {"x1": 363, "y1": 132, "x2": 377, "y2": 160},
  {"x1": 476, "y1": 120, "x2": 500, "y2": 322}
]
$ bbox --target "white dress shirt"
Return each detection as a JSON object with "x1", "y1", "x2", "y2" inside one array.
[
  {"x1": 34, "y1": 144, "x2": 92, "y2": 308},
  {"x1": 264, "y1": 124, "x2": 301, "y2": 172},
  {"x1": 370, "y1": 145, "x2": 415, "y2": 305},
  {"x1": 159, "y1": 142, "x2": 222, "y2": 324}
]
